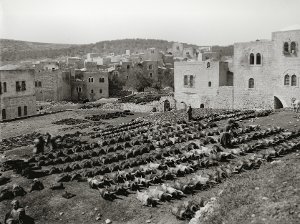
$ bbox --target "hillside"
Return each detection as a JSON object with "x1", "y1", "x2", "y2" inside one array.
[{"x1": 0, "y1": 38, "x2": 233, "y2": 63}]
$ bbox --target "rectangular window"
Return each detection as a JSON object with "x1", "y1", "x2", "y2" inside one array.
[
  {"x1": 24, "y1": 106, "x2": 27, "y2": 116},
  {"x1": 18, "y1": 106, "x2": 22, "y2": 117},
  {"x1": 99, "y1": 78, "x2": 105, "y2": 83},
  {"x1": 100, "y1": 89, "x2": 102, "y2": 94},
  {"x1": 38, "y1": 81, "x2": 42, "y2": 87},
  {"x1": 16, "y1": 81, "x2": 21, "y2": 92},
  {"x1": 190, "y1": 75, "x2": 194, "y2": 87},
  {"x1": 184, "y1": 75, "x2": 188, "y2": 86},
  {"x1": 21, "y1": 81, "x2": 26, "y2": 91},
  {"x1": 35, "y1": 81, "x2": 38, "y2": 87},
  {"x1": 0, "y1": 82, "x2": 2, "y2": 94},
  {"x1": 3, "y1": 82, "x2": 7, "y2": 92}
]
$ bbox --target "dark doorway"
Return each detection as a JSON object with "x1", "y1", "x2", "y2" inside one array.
[
  {"x1": 2, "y1": 109, "x2": 6, "y2": 120},
  {"x1": 164, "y1": 100, "x2": 171, "y2": 112},
  {"x1": 200, "y1": 104, "x2": 205, "y2": 108},
  {"x1": 24, "y1": 106, "x2": 28, "y2": 116},
  {"x1": 274, "y1": 96, "x2": 283, "y2": 109},
  {"x1": 18, "y1": 106, "x2": 22, "y2": 117}
]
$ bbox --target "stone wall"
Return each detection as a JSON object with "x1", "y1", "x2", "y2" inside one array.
[
  {"x1": 35, "y1": 70, "x2": 71, "y2": 101},
  {"x1": 1, "y1": 95, "x2": 36, "y2": 120},
  {"x1": 0, "y1": 69, "x2": 36, "y2": 121},
  {"x1": 99, "y1": 95, "x2": 176, "y2": 113}
]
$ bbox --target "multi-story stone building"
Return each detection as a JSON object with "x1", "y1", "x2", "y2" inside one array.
[
  {"x1": 0, "y1": 65, "x2": 36, "y2": 121},
  {"x1": 174, "y1": 27, "x2": 300, "y2": 110},
  {"x1": 71, "y1": 69, "x2": 109, "y2": 101},
  {"x1": 33, "y1": 60, "x2": 72, "y2": 101},
  {"x1": 34, "y1": 69, "x2": 72, "y2": 101},
  {"x1": 174, "y1": 61, "x2": 232, "y2": 109}
]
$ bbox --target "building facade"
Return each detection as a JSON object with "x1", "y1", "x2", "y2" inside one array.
[
  {"x1": 0, "y1": 68, "x2": 37, "y2": 121},
  {"x1": 71, "y1": 70, "x2": 109, "y2": 101},
  {"x1": 174, "y1": 61, "x2": 232, "y2": 109},
  {"x1": 34, "y1": 69, "x2": 72, "y2": 101},
  {"x1": 174, "y1": 28, "x2": 300, "y2": 110}
]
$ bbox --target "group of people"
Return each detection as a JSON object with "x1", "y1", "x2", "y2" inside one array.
[
  {"x1": 33, "y1": 133, "x2": 58, "y2": 155},
  {"x1": 186, "y1": 105, "x2": 238, "y2": 148}
]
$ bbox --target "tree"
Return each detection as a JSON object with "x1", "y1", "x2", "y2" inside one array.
[
  {"x1": 158, "y1": 68, "x2": 174, "y2": 89},
  {"x1": 108, "y1": 75, "x2": 125, "y2": 96},
  {"x1": 126, "y1": 67, "x2": 153, "y2": 92}
]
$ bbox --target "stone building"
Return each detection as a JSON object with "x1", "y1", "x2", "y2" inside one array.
[
  {"x1": 86, "y1": 53, "x2": 103, "y2": 65},
  {"x1": 34, "y1": 60, "x2": 60, "y2": 71},
  {"x1": 174, "y1": 61, "x2": 232, "y2": 109},
  {"x1": 67, "y1": 57, "x2": 84, "y2": 68},
  {"x1": 144, "y1": 48, "x2": 163, "y2": 61},
  {"x1": 174, "y1": 27, "x2": 300, "y2": 110},
  {"x1": 0, "y1": 66, "x2": 36, "y2": 121},
  {"x1": 142, "y1": 60, "x2": 160, "y2": 81},
  {"x1": 33, "y1": 60, "x2": 72, "y2": 101},
  {"x1": 71, "y1": 69, "x2": 109, "y2": 101},
  {"x1": 34, "y1": 69, "x2": 72, "y2": 101}
]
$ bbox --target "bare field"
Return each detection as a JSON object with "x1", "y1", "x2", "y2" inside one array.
[{"x1": 0, "y1": 109, "x2": 300, "y2": 224}]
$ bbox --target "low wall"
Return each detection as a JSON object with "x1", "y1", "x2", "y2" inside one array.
[{"x1": 100, "y1": 96, "x2": 176, "y2": 113}]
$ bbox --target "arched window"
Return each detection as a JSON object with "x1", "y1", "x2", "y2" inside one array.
[
  {"x1": 208, "y1": 81, "x2": 212, "y2": 87},
  {"x1": 284, "y1": 42, "x2": 289, "y2": 53},
  {"x1": 88, "y1": 77, "x2": 94, "y2": 82},
  {"x1": 248, "y1": 78, "x2": 254, "y2": 88},
  {"x1": 250, "y1": 53, "x2": 254, "y2": 65},
  {"x1": 256, "y1": 53, "x2": 261, "y2": 65},
  {"x1": 184, "y1": 75, "x2": 188, "y2": 86},
  {"x1": 189, "y1": 75, "x2": 194, "y2": 87},
  {"x1": 99, "y1": 89, "x2": 102, "y2": 93},
  {"x1": 207, "y1": 62, "x2": 210, "y2": 68},
  {"x1": 149, "y1": 73, "x2": 153, "y2": 78},
  {"x1": 91, "y1": 89, "x2": 94, "y2": 93},
  {"x1": 291, "y1": 42, "x2": 296, "y2": 53},
  {"x1": 99, "y1": 77, "x2": 105, "y2": 83},
  {"x1": 291, "y1": 75, "x2": 297, "y2": 86},
  {"x1": 284, "y1": 74, "x2": 290, "y2": 86}
]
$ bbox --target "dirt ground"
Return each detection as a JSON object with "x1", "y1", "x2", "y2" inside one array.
[{"x1": 0, "y1": 109, "x2": 300, "y2": 224}]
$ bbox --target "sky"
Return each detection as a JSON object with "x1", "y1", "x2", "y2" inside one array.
[{"x1": 1, "y1": 0, "x2": 300, "y2": 46}]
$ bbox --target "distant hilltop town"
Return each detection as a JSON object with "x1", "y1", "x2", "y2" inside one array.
[{"x1": 1, "y1": 26, "x2": 300, "y2": 121}]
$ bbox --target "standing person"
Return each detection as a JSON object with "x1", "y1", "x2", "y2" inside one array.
[
  {"x1": 186, "y1": 105, "x2": 193, "y2": 122},
  {"x1": 220, "y1": 124, "x2": 233, "y2": 148},
  {"x1": 33, "y1": 135, "x2": 45, "y2": 154},
  {"x1": 45, "y1": 133, "x2": 51, "y2": 147}
]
